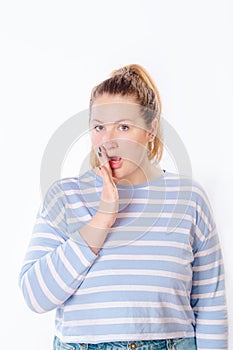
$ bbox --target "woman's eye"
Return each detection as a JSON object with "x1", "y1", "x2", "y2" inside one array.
[
  {"x1": 94, "y1": 125, "x2": 103, "y2": 131},
  {"x1": 93, "y1": 124, "x2": 129, "y2": 131},
  {"x1": 119, "y1": 124, "x2": 129, "y2": 131}
]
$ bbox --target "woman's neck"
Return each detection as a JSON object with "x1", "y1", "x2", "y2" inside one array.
[{"x1": 117, "y1": 163, "x2": 163, "y2": 186}]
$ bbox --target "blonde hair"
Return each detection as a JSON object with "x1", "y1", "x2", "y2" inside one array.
[{"x1": 89, "y1": 64, "x2": 163, "y2": 168}]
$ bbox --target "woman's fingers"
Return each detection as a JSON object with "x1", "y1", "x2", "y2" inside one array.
[
  {"x1": 94, "y1": 145, "x2": 119, "y2": 225},
  {"x1": 98, "y1": 163, "x2": 119, "y2": 217},
  {"x1": 99, "y1": 165, "x2": 118, "y2": 194},
  {"x1": 100, "y1": 164, "x2": 114, "y2": 185},
  {"x1": 98, "y1": 146, "x2": 111, "y2": 170},
  {"x1": 98, "y1": 146, "x2": 116, "y2": 184}
]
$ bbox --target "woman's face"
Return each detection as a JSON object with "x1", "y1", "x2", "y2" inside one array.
[{"x1": 90, "y1": 94, "x2": 157, "y2": 181}]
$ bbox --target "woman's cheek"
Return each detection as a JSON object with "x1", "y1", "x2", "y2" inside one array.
[
  {"x1": 91, "y1": 133, "x2": 101, "y2": 147},
  {"x1": 122, "y1": 139, "x2": 147, "y2": 164}
]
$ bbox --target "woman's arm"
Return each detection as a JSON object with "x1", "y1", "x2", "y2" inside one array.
[
  {"x1": 190, "y1": 183, "x2": 228, "y2": 349},
  {"x1": 18, "y1": 180, "x2": 111, "y2": 313}
]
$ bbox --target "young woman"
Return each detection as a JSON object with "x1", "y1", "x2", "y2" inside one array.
[{"x1": 19, "y1": 64, "x2": 228, "y2": 350}]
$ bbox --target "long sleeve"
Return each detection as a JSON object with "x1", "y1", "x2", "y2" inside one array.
[
  {"x1": 190, "y1": 183, "x2": 228, "y2": 349},
  {"x1": 18, "y1": 180, "x2": 99, "y2": 313}
]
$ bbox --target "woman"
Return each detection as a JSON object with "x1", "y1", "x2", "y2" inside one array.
[{"x1": 19, "y1": 64, "x2": 228, "y2": 350}]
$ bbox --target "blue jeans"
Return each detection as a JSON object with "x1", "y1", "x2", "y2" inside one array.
[{"x1": 53, "y1": 336, "x2": 197, "y2": 350}]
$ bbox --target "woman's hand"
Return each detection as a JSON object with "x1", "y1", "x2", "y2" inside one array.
[{"x1": 95, "y1": 145, "x2": 119, "y2": 227}]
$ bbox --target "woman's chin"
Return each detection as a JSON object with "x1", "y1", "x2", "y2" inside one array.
[{"x1": 112, "y1": 165, "x2": 136, "y2": 180}]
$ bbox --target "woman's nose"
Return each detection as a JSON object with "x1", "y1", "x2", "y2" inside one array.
[{"x1": 102, "y1": 127, "x2": 117, "y2": 142}]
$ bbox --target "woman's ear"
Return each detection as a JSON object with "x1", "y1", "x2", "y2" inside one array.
[{"x1": 147, "y1": 119, "x2": 158, "y2": 142}]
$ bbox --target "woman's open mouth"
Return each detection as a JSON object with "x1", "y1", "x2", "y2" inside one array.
[{"x1": 109, "y1": 156, "x2": 122, "y2": 169}]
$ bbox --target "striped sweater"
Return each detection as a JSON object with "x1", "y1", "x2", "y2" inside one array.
[{"x1": 19, "y1": 169, "x2": 228, "y2": 349}]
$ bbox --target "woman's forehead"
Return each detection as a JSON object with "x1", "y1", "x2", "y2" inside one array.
[{"x1": 90, "y1": 102, "x2": 145, "y2": 126}]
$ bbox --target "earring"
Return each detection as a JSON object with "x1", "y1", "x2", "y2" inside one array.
[{"x1": 150, "y1": 134, "x2": 155, "y2": 142}]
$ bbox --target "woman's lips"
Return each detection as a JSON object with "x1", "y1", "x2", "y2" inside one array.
[
  {"x1": 109, "y1": 156, "x2": 121, "y2": 161},
  {"x1": 109, "y1": 157, "x2": 122, "y2": 169}
]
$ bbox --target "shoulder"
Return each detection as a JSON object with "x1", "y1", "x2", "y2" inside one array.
[
  {"x1": 164, "y1": 170, "x2": 211, "y2": 206},
  {"x1": 42, "y1": 169, "x2": 94, "y2": 203},
  {"x1": 48, "y1": 169, "x2": 93, "y2": 191},
  {"x1": 165, "y1": 170, "x2": 207, "y2": 192}
]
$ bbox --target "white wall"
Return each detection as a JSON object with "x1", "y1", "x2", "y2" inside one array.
[{"x1": 1, "y1": 0, "x2": 232, "y2": 348}]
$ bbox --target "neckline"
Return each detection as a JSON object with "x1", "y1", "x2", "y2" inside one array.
[{"x1": 90, "y1": 168, "x2": 167, "y2": 189}]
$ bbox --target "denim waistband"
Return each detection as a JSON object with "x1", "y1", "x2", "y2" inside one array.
[{"x1": 53, "y1": 335, "x2": 197, "y2": 350}]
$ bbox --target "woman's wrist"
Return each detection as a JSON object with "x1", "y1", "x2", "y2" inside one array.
[{"x1": 91, "y1": 212, "x2": 114, "y2": 228}]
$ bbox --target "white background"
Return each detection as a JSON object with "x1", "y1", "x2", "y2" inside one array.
[{"x1": 0, "y1": 0, "x2": 232, "y2": 349}]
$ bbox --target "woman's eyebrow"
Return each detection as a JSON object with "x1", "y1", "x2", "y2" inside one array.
[{"x1": 91, "y1": 118, "x2": 134, "y2": 123}]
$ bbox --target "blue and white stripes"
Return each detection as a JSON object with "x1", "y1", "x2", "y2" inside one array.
[{"x1": 19, "y1": 170, "x2": 228, "y2": 349}]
